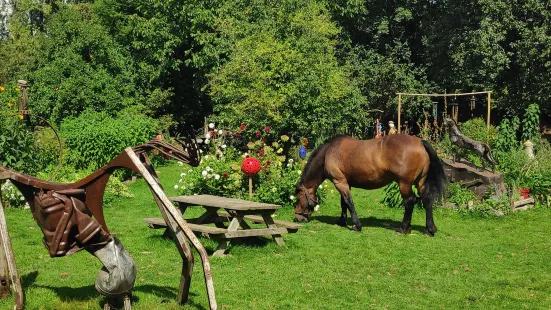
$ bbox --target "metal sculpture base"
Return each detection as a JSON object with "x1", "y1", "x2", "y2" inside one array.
[{"x1": 443, "y1": 159, "x2": 506, "y2": 199}]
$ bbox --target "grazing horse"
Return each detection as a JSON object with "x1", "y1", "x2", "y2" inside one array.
[{"x1": 294, "y1": 135, "x2": 447, "y2": 236}]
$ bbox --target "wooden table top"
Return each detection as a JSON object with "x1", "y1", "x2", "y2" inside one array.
[{"x1": 170, "y1": 195, "x2": 281, "y2": 211}]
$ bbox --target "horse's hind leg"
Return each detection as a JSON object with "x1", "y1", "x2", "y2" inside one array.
[
  {"x1": 398, "y1": 182, "x2": 416, "y2": 235},
  {"x1": 418, "y1": 184, "x2": 437, "y2": 236},
  {"x1": 336, "y1": 193, "x2": 348, "y2": 227},
  {"x1": 334, "y1": 182, "x2": 361, "y2": 231}
]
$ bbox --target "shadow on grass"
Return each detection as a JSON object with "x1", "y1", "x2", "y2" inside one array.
[
  {"x1": 312, "y1": 215, "x2": 426, "y2": 233},
  {"x1": 22, "y1": 271, "x2": 206, "y2": 309},
  {"x1": 148, "y1": 231, "x2": 271, "y2": 255}
]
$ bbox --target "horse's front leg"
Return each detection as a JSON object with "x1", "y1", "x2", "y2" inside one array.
[
  {"x1": 334, "y1": 183, "x2": 361, "y2": 231},
  {"x1": 336, "y1": 195, "x2": 347, "y2": 227}
]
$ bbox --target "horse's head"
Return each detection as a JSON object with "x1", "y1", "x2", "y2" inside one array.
[
  {"x1": 133, "y1": 133, "x2": 201, "y2": 167},
  {"x1": 293, "y1": 183, "x2": 318, "y2": 222}
]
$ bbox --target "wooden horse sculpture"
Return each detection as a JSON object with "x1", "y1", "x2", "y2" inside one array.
[
  {"x1": 0, "y1": 137, "x2": 217, "y2": 310},
  {"x1": 444, "y1": 118, "x2": 497, "y2": 172},
  {"x1": 293, "y1": 135, "x2": 447, "y2": 236}
]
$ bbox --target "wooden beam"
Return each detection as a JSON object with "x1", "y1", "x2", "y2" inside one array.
[
  {"x1": 487, "y1": 92, "x2": 491, "y2": 130},
  {"x1": 398, "y1": 94, "x2": 402, "y2": 134},
  {"x1": 396, "y1": 91, "x2": 492, "y2": 96}
]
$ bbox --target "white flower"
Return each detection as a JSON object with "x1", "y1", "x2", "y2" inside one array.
[
  {"x1": 188, "y1": 169, "x2": 193, "y2": 172},
  {"x1": 199, "y1": 149, "x2": 203, "y2": 153},
  {"x1": 180, "y1": 172, "x2": 186, "y2": 177},
  {"x1": 205, "y1": 132, "x2": 212, "y2": 139},
  {"x1": 207, "y1": 174, "x2": 213, "y2": 179},
  {"x1": 205, "y1": 139, "x2": 210, "y2": 145},
  {"x1": 208, "y1": 123, "x2": 215, "y2": 129},
  {"x1": 272, "y1": 187, "x2": 277, "y2": 193},
  {"x1": 177, "y1": 161, "x2": 183, "y2": 166},
  {"x1": 297, "y1": 170, "x2": 302, "y2": 175},
  {"x1": 179, "y1": 179, "x2": 182, "y2": 183},
  {"x1": 206, "y1": 166, "x2": 213, "y2": 172},
  {"x1": 24, "y1": 203, "x2": 30, "y2": 210},
  {"x1": 202, "y1": 170, "x2": 208, "y2": 177},
  {"x1": 289, "y1": 159, "x2": 294, "y2": 163},
  {"x1": 219, "y1": 130, "x2": 224, "y2": 135},
  {"x1": 174, "y1": 185, "x2": 179, "y2": 189},
  {"x1": 318, "y1": 184, "x2": 323, "y2": 189},
  {"x1": 290, "y1": 195, "x2": 295, "y2": 201},
  {"x1": 205, "y1": 155, "x2": 209, "y2": 159},
  {"x1": 215, "y1": 174, "x2": 220, "y2": 180},
  {"x1": 19, "y1": 195, "x2": 25, "y2": 201},
  {"x1": 314, "y1": 205, "x2": 320, "y2": 212},
  {"x1": 221, "y1": 144, "x2": 227, "y2": 149}
]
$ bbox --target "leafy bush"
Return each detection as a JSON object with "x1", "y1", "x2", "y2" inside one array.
[
  {"x1": 61, "y1": 110, "x2": 157, "y2": 170},
  {"x1": 522, "y1": 104, "x2": 540, "y2": 142},
  {"x1": 1, "y1": 180, "x2": 28, "y2": 208},
  {"x1": 177, "y1": 125, "x2": 328, "y2": 207}
]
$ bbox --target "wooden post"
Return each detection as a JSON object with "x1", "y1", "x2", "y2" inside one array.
[
  {"x1": 487, "y1": 92, "x2": 491, "y2": 130},
  {"x1": 0, "y1": 188, "x2": 23, "y2": 310},
  {"x1": 397, "y1": 94, "x2": 402, "y2": 134},
  {"x1": 248, "y1": 177, "x2": 253, "y2": 199},
  {"x1": 444, "y1": 95, "x2": 448, "y2": 119},
  {"x1": 0, "y1": 194, "x2": 9, "y2": 300}
]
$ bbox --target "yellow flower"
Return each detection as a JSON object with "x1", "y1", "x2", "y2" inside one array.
[
  {"x1": 15, "y1": 87, "x2": 20, "y2": 92},
  {"x1": 17, "y1": 114, "x2": 24, "y2": 120},
  {"x1": 0, "y1": 86, "x2": 5, "y2": 92},
  {"x1": 7, "y1": 102, "x2": 13, "y2": 107}
]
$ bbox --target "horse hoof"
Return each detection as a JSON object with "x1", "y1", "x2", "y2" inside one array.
[
  {"x1": 396, "y1": 228, "x2": 411, "y2": 235},
  {"x1": 423, "y1": 229, "x2": 436, "y2": 237},
  {"x1": 352, "y1": 225, "x2": 362, "y2": 232}
]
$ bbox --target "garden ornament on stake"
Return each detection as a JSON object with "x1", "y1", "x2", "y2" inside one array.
[
  {"x1": 242, "y1": 157, "x2": 261, "y2": 199},
  {"x1": 444, "y1": 118, "x2": 497, "y2": 172},
  {"x1": 0, "y1": 137, "x2": 217, "y2": 309}
]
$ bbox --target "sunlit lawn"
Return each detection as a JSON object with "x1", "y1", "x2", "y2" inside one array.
[{"x1": 0, "y1": 162, "x2": 550, "y2": 309}]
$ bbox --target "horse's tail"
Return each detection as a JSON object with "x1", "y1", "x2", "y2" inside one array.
[{"x1": 421, "y1": 140, "x2": 447, "y2": 205}]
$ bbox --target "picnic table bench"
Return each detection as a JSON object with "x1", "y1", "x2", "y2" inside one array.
[{"x1": 144, "y1": 195, "x2": 302, "y2": 256}]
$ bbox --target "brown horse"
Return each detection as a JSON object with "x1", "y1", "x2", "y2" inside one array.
[{"x1": 294, "y1": 135, "x2": 447, "y2": 236}]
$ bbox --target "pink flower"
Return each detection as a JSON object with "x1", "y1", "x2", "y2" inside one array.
[
  {"x1": 222, "y1": 172, "x2": 229, "y2": 179},
  {"x1": 256, "y1": 130, "x2": 261, "y2": 137},
  {"x1": 239, "y1": 124, "x2": 247, "y2": 131},
  {"x1": 265, "y1": 126, "x2": 271, "y2": 133}
]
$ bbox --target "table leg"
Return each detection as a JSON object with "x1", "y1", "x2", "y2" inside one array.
[
  {"x1": 213, "y1": 217, "x2": 240, "y2": 257},
  {"x1": 261, "y1": 212, "x2": 285, "y2": 246}
]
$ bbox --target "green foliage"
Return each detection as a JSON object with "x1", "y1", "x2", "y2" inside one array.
[
  {"x1": 1, "y1": 180, "x2": 27, "y2": 208},
  {"x1": 61, "y1": 111, "x2": 157, "y2": 170},
  {"x1": 208, "y1": 0, "x2": 367, "y2": 139},
  {"x1": 178, "y1": 130, "x2": 327, "y2": 207},
  {"x1": 522, "y1": 104, "x2": 540, "y2": 142},
  {"x1": 494, "y1": 116, "x2": 521, "y2": 157},
  {"x1": 381, "y1": 182, "x2": 419, "y2": 209},
  {"x1": 446, "y1": 184, "x2": 477, "y2": 208}
]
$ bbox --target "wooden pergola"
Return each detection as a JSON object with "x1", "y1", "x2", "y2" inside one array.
[{"x1": 396, "y1": 91, "x2": 492, "y2": 133}]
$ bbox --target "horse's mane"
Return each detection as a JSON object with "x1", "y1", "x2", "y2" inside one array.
[{"x1": 299, "y1": 135, "x2": 349, "y2": 184}]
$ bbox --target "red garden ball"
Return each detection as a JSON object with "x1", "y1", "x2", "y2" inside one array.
[{"x1": 241, "y1": 157, "x2": 261, "y2": 176}]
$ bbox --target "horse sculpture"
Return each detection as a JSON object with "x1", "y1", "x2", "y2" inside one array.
[
  {"x1": 444, "y1": 118, "x2": 497, "y2": 172},
  {"x1": 293, "y1": 135, "x2": 447, "y2": 236},
  {"x1": 0, "y1": 137, "x2": 217, "y2": 310}
]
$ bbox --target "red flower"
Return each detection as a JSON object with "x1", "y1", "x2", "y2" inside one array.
[
  {"x1": 239, "y1": 124, "x2": 247, "y2": 131},
  {"x1": 266, "y1": 160, "x2": 271, "y2": 166},
  {"x1": 258, "y1": 149, "x2": 265, "y2": 157},
  {"x1": 222, "y1": 172, "x2": 229, "y2": 179},
  {"x1": 265, "y1": 126, "x2": 271, "y2": 133},
  {"x1": 235, "y1": 133, "x2": 242, "y2": 139},
  {"x1": 256, "y1": 130, "x2": 261, "y2": 137},
  {"x1": 212, "y1": 130, "x2": 217, "y2": 137}
]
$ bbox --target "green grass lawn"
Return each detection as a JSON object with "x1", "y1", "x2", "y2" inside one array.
[{"x1": 1, "y1": 162, "x2": 550, "y2": 309}]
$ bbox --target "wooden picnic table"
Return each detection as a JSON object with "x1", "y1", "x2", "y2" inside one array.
[{"x1": 144, "y1": 194, "x2": 302, "y2": 256}]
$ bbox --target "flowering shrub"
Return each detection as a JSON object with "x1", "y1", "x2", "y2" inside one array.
[
  {"x1": 177, "y1": 123, "x2": 328, "y2": 207},
  {"x1": 1, "y1": 180, "x2": 28, "y2": 208}
]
